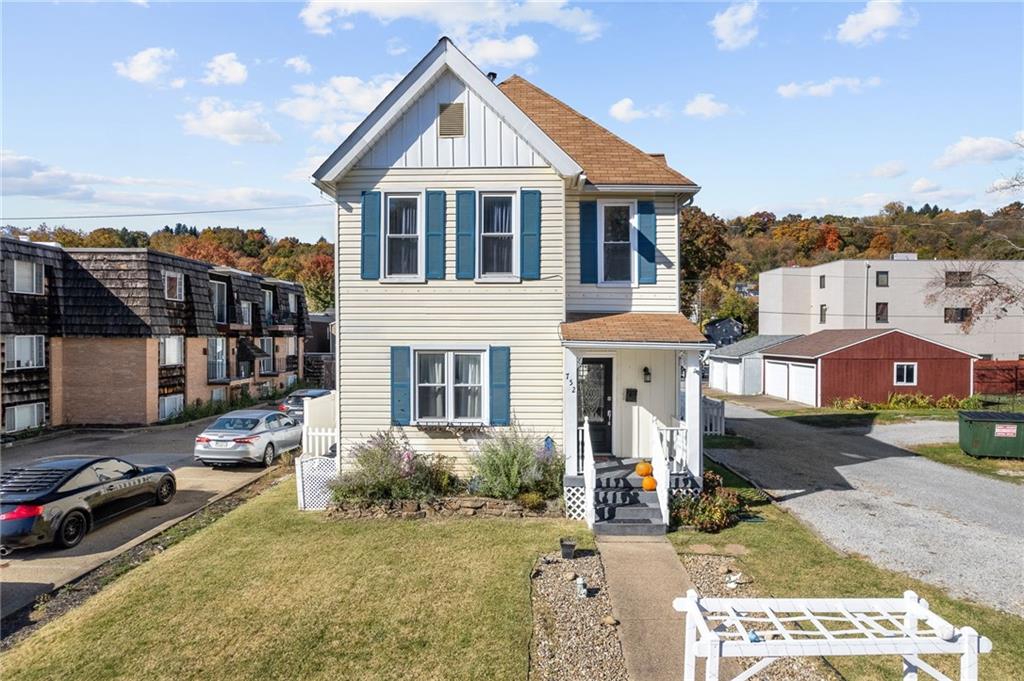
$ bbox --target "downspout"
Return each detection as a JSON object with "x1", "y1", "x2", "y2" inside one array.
[{"x1": 864, "y1": 263, "x2": 871, "y2": 329}]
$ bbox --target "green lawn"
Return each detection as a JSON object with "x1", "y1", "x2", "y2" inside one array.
[
  {"x1": 668, "y1": 461, "x2": 1024, "y2": 681},
  {"x1": 765, "y1": 407, "x2": 959, "y2": 428},
  {"x1": 912, "y1": 442, "x2": 1024, "y2": 485},
  {"x1": 1, "y1": 483, "x2": 590, "y2": 681}
]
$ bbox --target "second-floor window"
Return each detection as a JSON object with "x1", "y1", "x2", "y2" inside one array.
[
  {"x1": 11, "y1": 260, "x2": 44, "y2": 295},
  {"x1": 875, "y1": 302, "x2": 889, "y2": 323},
  {"x1": 479, "y1": 193, "x2": 516, "y2": 278},
  {"x1": 599, "y1": 203, "x2": 635, "y2": 284},
  {"x1": 212, "y1": 281, "x2": 228, "y2": 324},
  {"x1": 385, "y1": 194, "x2": 421, "y2": 278},
  {"x1": 288, "y1": 292, "x2": 298, "y2": 313},
  {"x1": 945, "y1": 271, "x2": 972, "y2": 288},
  {"x1": 4, "y1": 335, "x2": 45, "y2": 370},
  {"x1": 263, "y1": 289, "x2": 274, "y2": 324},
  {"x1": 159, "y1": 336, "x2": 184, "y2": 366},
  {"x1": 876, "y1": 270, "x2": 889, "y2": 287},
  {"x1": 818, "y1": 275, "x2": 825, "y2": 289},
  {"x1": 208, "y1": 337, "x2": 226, "y2": 380},
  {"x1": 944, "y1": 307, "x2": 971, "y2": 324},
  {"x1": 819, "y1": 304, "x2": 827, "y2": 324},
  {"x1": 241, "y1": 301, "x2": 253, "y2": 326},
  {"x1": 163, "y1": 271, "x2": 184, "y2": 301}
]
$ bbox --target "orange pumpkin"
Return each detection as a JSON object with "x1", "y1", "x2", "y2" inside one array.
[
  {"x1": 635, "y1": 461, "x2": 653, "y2": 477},
  {"x1": 641, "y1": 476, "x2": 657, "y2": 492}
]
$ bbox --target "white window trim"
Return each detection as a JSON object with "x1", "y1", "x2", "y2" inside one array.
[
  {"x1": 412, "y1": 346, "x2": 489, "y2": 426},
  {"x1": 381, "y1": 192, "x2": 425, "y2": 283},
  {"x1": 163, "y1": 270, "x2": 184, "y2": 301},
  {"x1": 211, "y1": 280, "x2": 228, "y2": 324},
  {"x1": 5, "y1": 402, "x2": 46, "y2": 432},
  {"x1": 208, "y1": 337, "x2": 227, "y2": 379},
  {"x1": 241, "y1": 301, "x2": 253, "y2": 326},
  {"x1": 288, "y1": 292, "x2": 298, "y2": 313},
  {"x1": 286, "y1": 336, "x2": 298, "y2": 356},
  {"x1": 476, "y1": 190, "x2": 521, "y2": 282},
  {"x1": 596, "y1": 199, "x2": 638, "y2": 288},
  {"x1": 5, "y1": 335, "x2": 45, "y2": 371},
  {"x1": 894, "y1": 362, "x2": 918, "y2": 386},
  {"x1": 11, "y1": 260, "x2": 44, "y2": 295},
  {"x1": 158, "y1": 394, "x2": 184, "y2": 421},
  {"x1": 159, "y1": 335, "x2": 184, "y2": 367},
  {"x1": 258, "y1": 336, "x2": 275, "y2": 373}
]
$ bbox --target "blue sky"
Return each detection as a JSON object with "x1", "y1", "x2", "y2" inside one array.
[{"x1": 3, "y1": 1, "x2": 1021, "y2": 242}]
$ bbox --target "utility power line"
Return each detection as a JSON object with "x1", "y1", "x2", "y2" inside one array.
[{"x1": 1, "y1": 202, "x2": 334, "y2": 221}]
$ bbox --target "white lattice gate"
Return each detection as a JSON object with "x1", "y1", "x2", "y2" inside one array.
[{"x1": 295, "y1": 455, "x2": 337, "y2": 511}]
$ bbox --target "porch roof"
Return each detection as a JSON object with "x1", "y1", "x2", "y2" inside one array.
[{"x1": 560, "y1": 312, "x2": 709, "y2": 348}]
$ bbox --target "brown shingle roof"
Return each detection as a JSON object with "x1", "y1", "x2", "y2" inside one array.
[
  {"x1": 498, "y1": 75, "x2": 697, "y2": 187},
  {"x1": 560, "y1": 312, "x2": 706, "y2": 344},
  {"x1": 760, "y1": 329, "x2": 893, "y2": 358}
]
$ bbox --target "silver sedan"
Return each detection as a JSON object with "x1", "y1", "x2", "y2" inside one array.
[{"x1": 193, "y1": 410, "x2": 302, "y2": 467}]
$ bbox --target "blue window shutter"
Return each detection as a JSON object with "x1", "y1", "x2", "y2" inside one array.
[
  {"x1": 425, "y1": 190, "x2": 446, "y2": 280},
  {"x1": 360, "y1": 191, "x2": 381, "y2": 280},
  {"x1": 520, "y1": 190, "x2": 541, "y2": 280},
  {"x1": 579, "y1": 201, "x2": 598, "y2": 284},
  {"x1": 637, "y1": 200, "x2": 657, "y2": 285},
  {"x1": 489, "y1": 346, "x2": 511, "y2": 426},
  {"x1": 390, "y1": 346, "x2": 411, "y2": 426},
  {"x1": 455, "y1": 190, "x2": 476, "y2": 280}
]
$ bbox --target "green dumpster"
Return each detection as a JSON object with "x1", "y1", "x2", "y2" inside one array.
[{"x1": 958, "y1": 411, "x2": 1024, "y2": 458}]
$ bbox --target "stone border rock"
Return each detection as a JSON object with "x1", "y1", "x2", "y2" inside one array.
[{"x1": 326, "y1": 496, "x2": 564, "y2": 520}]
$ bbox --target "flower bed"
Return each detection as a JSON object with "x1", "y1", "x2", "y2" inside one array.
[{"x1": 326, "y1": 496, "x2": 563, "y2": 520}]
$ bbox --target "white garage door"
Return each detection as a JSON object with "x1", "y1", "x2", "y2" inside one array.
[
  {"x1": 726, "y1": 361, "x2": 743, "y2": 394},
  {"x1": 764, "y1": 361, "x2": 789, "y2": 399},
  {"x1": 788, "y1": 363, "x2": 817, "y2": 406},
  {"x1": 709, "y1": 360, "x2": 728, "y2": 391}
]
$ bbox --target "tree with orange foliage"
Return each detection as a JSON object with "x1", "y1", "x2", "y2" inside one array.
[{"x1": 298, "y1": 253, "x2": 334, "y2": 311}]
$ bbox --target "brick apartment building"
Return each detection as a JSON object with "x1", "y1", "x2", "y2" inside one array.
[{"x1": 1, "y1": 236, "x2": 309, "y2": 431}]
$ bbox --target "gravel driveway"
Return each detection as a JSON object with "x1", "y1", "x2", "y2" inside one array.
[{"x1": 709, "y1": 402, "x2": 1024, "y2": 617}]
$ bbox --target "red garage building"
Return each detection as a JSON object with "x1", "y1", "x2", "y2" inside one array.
[{"x1": 760, "y1": 329, "x2": 977, "y2": 407}]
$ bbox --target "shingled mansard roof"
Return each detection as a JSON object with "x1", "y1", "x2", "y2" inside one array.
[{"x1": 314, "y1": 37, "x2": 697, "y2": 192}]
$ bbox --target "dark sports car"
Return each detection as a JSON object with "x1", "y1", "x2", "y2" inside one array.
[{"x1": 0, "y1": 456, "x2": 176, "y2": 554}]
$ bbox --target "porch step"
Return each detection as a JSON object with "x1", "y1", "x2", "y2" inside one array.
[
  {"x1": 595, "y1": 502, "x2": 663, "y2": 522},
  {"x1": 594, "y1": 489, "x2": 658, "y2": 505},
  {"x1": 595, "y1": 473, "x2": 648, "y2": 489},
  {"x1": 593, "y1": 518, "x2": 667, "y2": 536}
]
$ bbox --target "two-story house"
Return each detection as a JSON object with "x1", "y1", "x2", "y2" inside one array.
[{"x1": 313, "y1": 38, "x2": 712, "y2": 534}]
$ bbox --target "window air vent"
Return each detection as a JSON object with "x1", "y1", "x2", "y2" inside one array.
[{"x1": 438, "y1": 103, "x2": 465, "y2": 138}]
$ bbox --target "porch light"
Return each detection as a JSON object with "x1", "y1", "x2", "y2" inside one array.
[{"x1": 643, "y1": 366, "x2": 651, "y2": 383}]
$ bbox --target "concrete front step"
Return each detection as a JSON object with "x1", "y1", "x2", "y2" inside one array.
[
  {"x1": 594, "y1": 489, "x2": 658, "y2": 505},
  {"x1": 594, "y1": 518, "x2": 667, "y2": 536},
  {"x1": 595, "y1": 473, "x2": 647, "y2": 489},
  {"x1": 595, "y1": 502, "x2": 663, "y2": 522}
]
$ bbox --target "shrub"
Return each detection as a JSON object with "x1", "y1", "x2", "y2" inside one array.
[
  {"x1": 934, "y1": 394, "x2": 960, "y2": 409},
  {"x1": 958, "y1": 395, "x2": 983, "y2": 410},
  {"x1": 473, "y1": 422, "x2": 563, "y2": 499},
  {"x1": 876, "y1": 392, "x2": 935, "y2": 410},
  {"x1": 670, "y1": 471, "x2": 745, "y2": 533},
  {"x1": 831, "y1": 396, "x2": 870, "y2": 410},
  {"x1": 331, "y1": 430, "x2": 460, "y2": 501},
  {"x1": 516, "y1": 491, "x2": 547, "y2": 512}
]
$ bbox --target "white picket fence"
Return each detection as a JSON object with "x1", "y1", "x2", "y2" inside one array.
[
  {"x1": 703, "y1": 396, "x2": 725, "y2": 436},
  {"x1": 301, "y1": 426, "x2": 336, "y2": 457}
]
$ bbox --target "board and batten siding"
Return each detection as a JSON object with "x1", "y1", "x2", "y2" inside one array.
[
  {"x1": 355, "y1": 69, "x2": 547, "y2": 171},
  {"x1": 565, "y1": 191, "x2": 680, "y2": 313},
  {"x1": 335, "y1": 167, "x2": 565, "y2": 471}
]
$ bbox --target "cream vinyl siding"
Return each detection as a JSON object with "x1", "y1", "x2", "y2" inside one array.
[
  {"x1": 354, "y1": 69, "x2": 547, "y2": 170},
  {"x1": 335, "y1": 166, "x2": 565, "y2": 471},
  {"x1": 565, "y1": 190, "x2": 680, "y2": 313}
]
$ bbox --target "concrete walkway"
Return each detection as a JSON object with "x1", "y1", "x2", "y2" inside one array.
[{"x1": 598, "y1": 536, "x2": 739, "y2": 681}]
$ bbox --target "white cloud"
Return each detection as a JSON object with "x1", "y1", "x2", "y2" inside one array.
[
  {"x1": 910, "y1": 177, "x2": 940, "y2": 193},
  {"x1": 202, "y1": 52, "x2": 248, "y2": 85},
  {"x1": 386, "y1": 37, "x2": 408, "y2": 56},
  {"x1": 180, "y1": 98, "x2": 281, "y2": 145},
  {"x1": 934, "y1": 133, "x2": 1022, "y2": 169},
  {"x1": 278, "y1": 73, "x2": 401, "y2": 144},
  {"x1": 777, "y1": 76, "x2": 881, "y2": 98},
  {"x1": 608, "y1": 98, "x2": 670, "y2": 123},
  {"x1": 113, "y1": 47, "x2": 177, "y2": 85},
  {"x1": 683, "y1": 93, "x2": 732, "y2": 119},
  {"x1": 870, "y1": 160, "x2": 907, "y2": 178},
  {"x1": 837, "y1": 0, "x2": 915, "y2": 46},
  {"x1": 709, "y1": 1, "x2": 759, "y2": 51},
  {"x1": 285, "y1": 56, "x2": 312, "y2": 74},
  {"x1": 465, "y1": 35, "x2": 539, "y2": 68}
]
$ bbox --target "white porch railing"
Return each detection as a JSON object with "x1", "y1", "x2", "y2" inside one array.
[
  {"x1": 659, "y1": 426, "x2": 689, "y2": 475},
  {"x1": 582, "y1": 417, "x2": 596, "y2": 528},
  {"x1": 301, "y1": 426, "x2": 336, "y2": 457},
  {"x1": 649, "y1": 416, "x2": 670, "y2": 525},
  {"x1": 703, "y1": 396, "x2": 725, "y2": 436}
]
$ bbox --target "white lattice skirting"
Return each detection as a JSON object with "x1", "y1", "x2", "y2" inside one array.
[
  {"x1": 563, "y1": 485, "x2": 585, "y2": 519},
  {"x1": 295, "y1": 456, "x2": 338, "y2": 510}
]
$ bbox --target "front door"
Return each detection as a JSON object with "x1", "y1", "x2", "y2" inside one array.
[{"x1": 578, "y1": 358, "x2": 613, "y2": 454}]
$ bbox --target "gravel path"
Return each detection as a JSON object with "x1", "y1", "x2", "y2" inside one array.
[
  {"x1": 711, "y1": 402, "x2": 1024, "y2": 617},
  {"x1": 855, "y1": 419, "x2": 959, "y2": 448}
]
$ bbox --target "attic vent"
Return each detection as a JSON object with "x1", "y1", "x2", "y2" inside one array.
[{"x1": 438, "y1": 102, "x2": 465, "y2": 138}]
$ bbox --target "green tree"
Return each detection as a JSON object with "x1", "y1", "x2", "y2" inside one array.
[{"x1": 678, "y1": 206, "x2": 730, "y2": 317}]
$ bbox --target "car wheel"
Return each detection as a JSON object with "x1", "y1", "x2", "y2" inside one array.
[
  {"x1": 155, "y1": 476, "x2": 176, "y2": 505},
  {"x1": 55, "y1": 510, "x2": 88, "y2": 549},
  {"x1": 262, "y1": 443, "x2": 275, "y2": 468}
]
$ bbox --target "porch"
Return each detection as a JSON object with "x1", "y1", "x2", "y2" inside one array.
[{"x1": 559, "y1": 312, "x2": 714, "y2": 535}]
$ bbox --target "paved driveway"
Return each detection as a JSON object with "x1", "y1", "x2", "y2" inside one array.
[
  {"x1": 1, "y1": 419, "x2": 271, "y2": 618},
  {"x1": 709, "y1": 402, "x2": 1024, "y2": 617}
]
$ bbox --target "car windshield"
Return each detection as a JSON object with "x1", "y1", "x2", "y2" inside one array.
[{"x1": 209, "y1": 417, "x2": 260, "y2": 431}]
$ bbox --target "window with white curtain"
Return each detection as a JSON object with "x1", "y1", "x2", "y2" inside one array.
[
  {"x1": 479, "y1": 194, "x2": 516, "y2": 277},
  {"x1": 158, "y1": 394, "x2": 184, "y2": 421},
  {"x1": 4, "y1": 335, "x2": 45, "y2": 370},
  {"x1": 414, "y1": 350, "x2": 485, "y2": 423},
  {"x1": 12, "y1": 260, "x2": 44, "y2": 294},
  {"x1": 241, "y1": 301, "x2": 253, "y2": 326},
  {"x1": 159, "y1": 336, "x2": 184, "y2": 366},
  {"x1": 5, "y1": 402, "x2": 45, "y2": 432},
  {"x1": 385, "y1": 195, "x2": 420, "y2": 278}
]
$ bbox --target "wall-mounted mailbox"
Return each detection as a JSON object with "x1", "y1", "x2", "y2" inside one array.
[{"x1": 625, "y1": 388, "x2": 638, "y2": 403}]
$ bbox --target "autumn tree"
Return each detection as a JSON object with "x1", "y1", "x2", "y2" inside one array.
[
  {"x1": 299, "y1": 253, "x2": 334, "y2": 311},
  {"x1": 678, "y1": 206, "x2": 730, "y2": 317},
  {"x1": 924, "y1": 261, "x2": 1024, "y2": 332}
]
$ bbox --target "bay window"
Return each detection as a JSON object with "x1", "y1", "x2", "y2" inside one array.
[
  {"x1": 599, "y1": 202, "x2": 635, "y2": 284},
  {"x1": 414, "y1": 349, "x2": 485, "y2": 423},
  {"x1": 385, "y1": 194, "x2": 421, "y2": 278},
  {"x1": 479, "y1": 193, "x2": 516, "y2": 278}
]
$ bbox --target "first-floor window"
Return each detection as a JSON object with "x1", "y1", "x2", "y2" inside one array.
[
  {"x1": 258, "y1": 337, "x2": 274, "y2": 374},
  {"x1": 894, "y1": 362, "x2": 917, "y2": 386},
  {"x1": 415, "y1": 350, "x2": 484, "y2": 422},
  {"x1": 159, "y1": 336, "x2": 184, "y2": 366},
  {"x1": 5, "y1": 402, "x2": 45, "y2": 432},
  {"x1": 211, "y1": 388, "x2": 227, "y2": 403},
  {"x1": 285, "y1": 336, "x2": 298, "y2": 356},
  {"x1": 4, "y1": 335, "x2": 45, "y2": 370},
  {"x1": 385, "y1": 194, "x2": 420, "y2": 278},
  {"x1": 208, "y1": 337, "x2": 227, "y2": 380},
  {"x1": 479, "y1": 193, "x2": 515, "y2": 277},
  {"x1": 875, "y1": 302, "x2": 889, "y2": 323},
  {"x1": 158, "y1": 394, "x2": 184, "y2": 421},
  {"x1": 286, "y1": 374, "x2": 298, "y2": 388}
]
